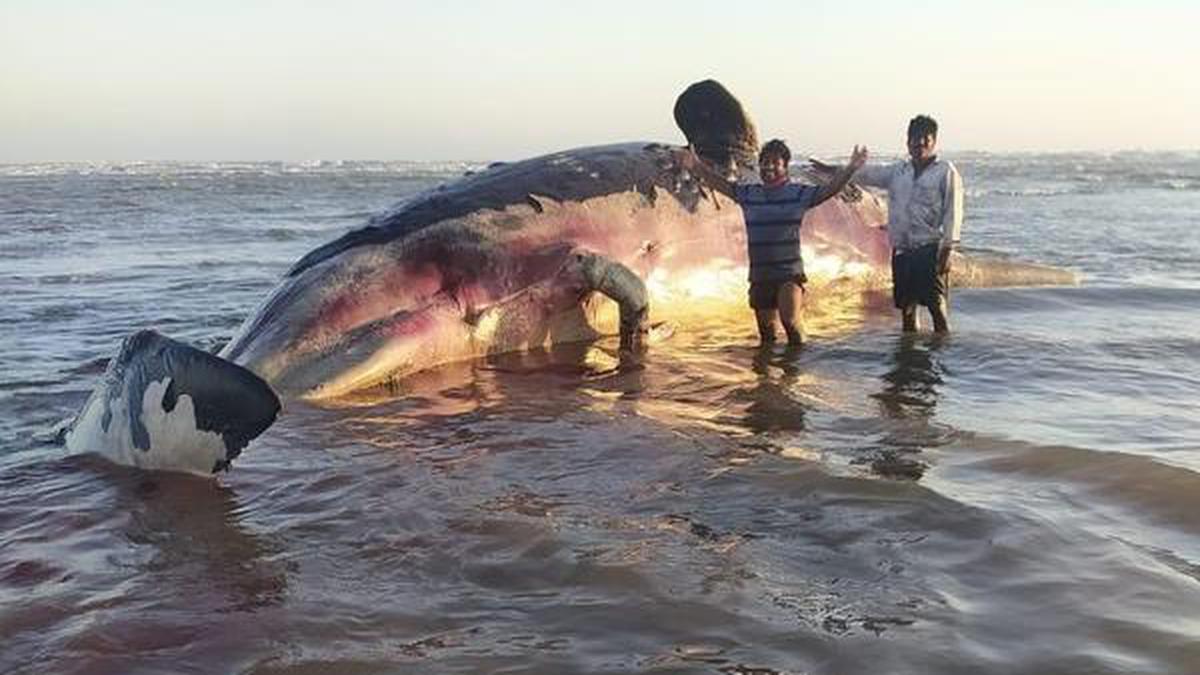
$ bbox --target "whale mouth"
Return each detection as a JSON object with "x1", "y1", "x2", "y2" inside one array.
[{"x1": 259, "y1": 294, "x2": 472, "y2": 400}]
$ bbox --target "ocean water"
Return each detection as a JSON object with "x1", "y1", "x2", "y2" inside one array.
[{"x1": 1, "y1": 152, "x2": 1198, "y2": 674}]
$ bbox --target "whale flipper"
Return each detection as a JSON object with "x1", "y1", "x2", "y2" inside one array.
[
  {"x1": 575, "y1": 252, "x2": 650, "y2": 351},
  {"x1": 65, "y1": 330, "x2": 280, "y2": 475}
]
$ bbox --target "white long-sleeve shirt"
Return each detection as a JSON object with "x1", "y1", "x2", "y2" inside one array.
[{"x1": 854, "y1": 158, "x2": 963, "y2": 251}]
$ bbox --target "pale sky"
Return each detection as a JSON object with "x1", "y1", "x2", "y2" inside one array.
[{"x1": 2, "y1": 0, "x2": 1197, "y2": 161}]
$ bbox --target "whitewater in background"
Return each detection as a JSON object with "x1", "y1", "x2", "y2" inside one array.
[{"x1": 1, "y1": 152, "x2": 1199, "y2": 674}]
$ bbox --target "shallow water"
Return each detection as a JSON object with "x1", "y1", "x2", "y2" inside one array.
[{"x1": 2, "y1": 154, "x2": 1199, "y2": 674}]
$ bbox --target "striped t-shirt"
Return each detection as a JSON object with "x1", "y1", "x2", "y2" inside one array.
[{"x1": 734, "y1": 182, "x2": 821, "y2": 283}]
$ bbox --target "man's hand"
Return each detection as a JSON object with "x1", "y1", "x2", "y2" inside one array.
[
  {"x1": 848, "y1": 145, "x2": 868, "y2": 171},
  {"x1": 671, "y1": 146, "x2": 736, "y2": 198}
]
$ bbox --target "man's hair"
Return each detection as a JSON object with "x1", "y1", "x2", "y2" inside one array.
[
  {"x1": 908, "y1": 115, "x2": 938, "y2": 139},
  {"x1": 759, "y1": 139, "x2": 791, "y2": 165}
]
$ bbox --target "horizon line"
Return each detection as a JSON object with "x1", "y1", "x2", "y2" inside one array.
[{"x1": 4, "y1": 147, "x2": 1200, "y2": 165}]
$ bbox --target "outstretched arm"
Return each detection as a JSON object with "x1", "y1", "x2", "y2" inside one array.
[
  {"x1": 673, "y1": 147, "x2": 737, "y2": 198},
  {"x1": 812, "y1": 155, "x2": 892, "y2": 189},
  {"x1": 810, "y1": 145, "x2": 868, "y2": 207}
]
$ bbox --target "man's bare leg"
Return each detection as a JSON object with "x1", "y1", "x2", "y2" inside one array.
[
  {"x1": 777, "y1": 281, "x2": 805, "y2": 345},
  {"x1": 754, "y1": 309, "x2": 778, "y2": 345},
  {"x1": 901, "y1": 304, "x2": 919, "y2": 333},
  {"x1": 929, "y1": 295, "x2": 950, "y2": 334}
]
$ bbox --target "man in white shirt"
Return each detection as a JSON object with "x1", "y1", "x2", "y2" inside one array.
[{"x1": 849, "y1": 115, "x2": 964, "y2": 333}]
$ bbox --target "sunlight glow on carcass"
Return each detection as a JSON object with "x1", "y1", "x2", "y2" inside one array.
[
  {"x1": 802, "y1": 246, "x2": 877, "y2": 285},
  {"x1": 649, "y1": 264, "x2": 745, "y2": 305}
]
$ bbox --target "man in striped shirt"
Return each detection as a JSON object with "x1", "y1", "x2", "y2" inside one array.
[
  {"x1": 679, "y1": 140, "x2": 867, "y2": 345},
  {"x1": 849, "y1": 115, "x2": 963, "y2": 334}
]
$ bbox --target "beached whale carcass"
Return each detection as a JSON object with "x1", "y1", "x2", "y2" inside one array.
[{"x1": 65, "y1": 80, "x2": 1075, "y2": 474}]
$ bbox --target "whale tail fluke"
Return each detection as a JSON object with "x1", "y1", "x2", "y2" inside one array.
[
  {"x1": 951, "y1": 251, "x2": 1079, "y2": 289},
  {"x1": 65, "y1": 330, "x2": 280, "y2": 475}
]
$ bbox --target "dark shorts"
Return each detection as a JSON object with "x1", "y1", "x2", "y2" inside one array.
[
  {"x1": 892, "y1": 243, "x2": 948, "y2": 309},
  {"x1": 749, "y1": 274, "x2": 806, "y2": 310}
]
